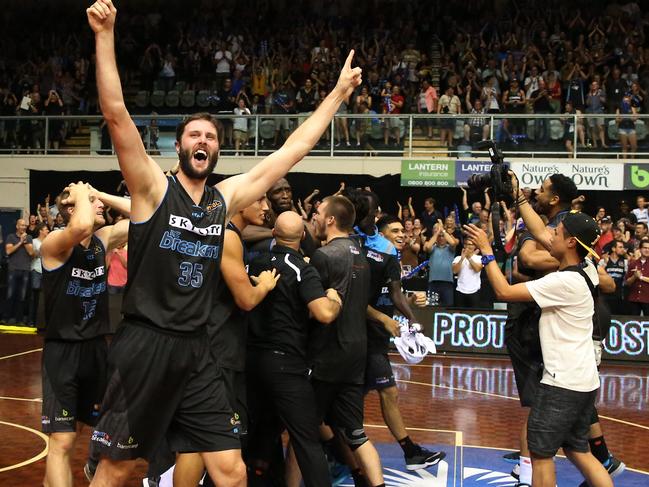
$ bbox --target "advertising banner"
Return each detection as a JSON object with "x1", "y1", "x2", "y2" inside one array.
[
  {"x1": 624, "y1": 163, "x2": 649, "y2": 190},
  {"x1": 412, "y1": 308, "x2": 649, "y2": 362},
  {"x1": 509, "y1": 161, "x2": 624, "y2": 191},
  {"x1": 455, "y1": 160, "x2": 493, "y2": 185},
  {"x1": 400, "y1": 160, "x2": 455, "y2": 187}
]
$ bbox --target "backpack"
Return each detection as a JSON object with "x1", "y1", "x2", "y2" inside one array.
[{"x1": 561, "y1": 263, "x2": 611, "y2": 342}]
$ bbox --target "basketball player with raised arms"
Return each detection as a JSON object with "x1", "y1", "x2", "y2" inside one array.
[{"x1": 86, "y1": 1, "x2": 362, "y2": 486}]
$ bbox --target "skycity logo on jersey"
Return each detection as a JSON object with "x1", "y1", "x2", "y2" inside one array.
[
  {"x1": 169, "y1": 214, "x2": 222, "y2": 236},
  {"x1": 71, "y1": 266, "x2": 105, "y2": 281}
]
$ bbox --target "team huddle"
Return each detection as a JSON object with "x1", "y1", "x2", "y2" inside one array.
[{"x1": 38, "y1": 2, "x2": 619, "y2": 487}]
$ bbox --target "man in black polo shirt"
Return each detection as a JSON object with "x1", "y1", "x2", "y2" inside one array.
[
  {"x1": 3, "y1": 217, "x2": 34, "y2": 324},
  {"x1": 246, "y1": 211, "x2": 342, "y2": 487},
  {"x1": 310, "y1": 195, "x2": 385, "y2": 487}
]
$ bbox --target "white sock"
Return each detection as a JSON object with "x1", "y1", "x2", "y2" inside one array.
[{"x1": 519, "y1": 456, "x2": 533, "y2": 485}]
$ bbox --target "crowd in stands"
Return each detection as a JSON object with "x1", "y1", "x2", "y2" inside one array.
[
  {"x1": 2, "y1": 179, "x2": 649, "y2": 324},
  {"x1": 1, "y1": 0, "x2": 648, "y2": 153}
]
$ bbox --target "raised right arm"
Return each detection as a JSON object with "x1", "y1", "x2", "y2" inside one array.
[{"x1": 87, "y1": 0, "x2": 167, "y2": 221}]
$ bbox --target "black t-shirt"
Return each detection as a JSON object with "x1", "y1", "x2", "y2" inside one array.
[
  {"x1": 122, "y1": 176, "x2": 226, "y2": 332},
  {"x1": 247, "y1": 245, "x2": 325, "y2": 358},
  {"x1": 531, "y1": 89, "x2": 552, "y2": 113},
  {"x1": 365, "y1": 248, "x2": 402, "y2": 354},
  {"x1": 208, "y1": 223, "x2": 248, "y2": 371},
  {"x1": 309, "y1": 236, "x2": 370, "y2": 384},
  {"x1": 42, "y1": 235, "x2": 110, "y2": 341}
]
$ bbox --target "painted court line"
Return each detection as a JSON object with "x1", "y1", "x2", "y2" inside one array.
[
  {"x1": 0, "y1": 348, "x2": 42, "y2": 361},
  {"x1": 0, "y1": 396, "x2": 42, "y2": 403},
  {"x1": 0, "y1": 420, "x2": 48, "y2": 473},
  {"x1": 396, "y1": 378, "x2": 649, "y2": 431}
]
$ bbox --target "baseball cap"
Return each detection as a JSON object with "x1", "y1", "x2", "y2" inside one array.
[
  {"x1": 600, "y1": 216, "x2": 612, "y2": 223},
  {"x1": 562, "y1": 211, "x2": 601, "y2": 259}
]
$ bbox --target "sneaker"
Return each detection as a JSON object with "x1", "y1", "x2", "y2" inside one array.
[
  {"x1": 604, "y1": 455, "x2": 625, "y2": 478},
  {"x1": 578, "y1": 456, "x2": 625, "y2": 486},
  {"x1": 503, "y1": 451, "x2": 520, "y2": 463},
  {"x1": 328, "y1": 459, "x2": 350, "y2": 486},
  {"x1": 84, "y1": 462, "x2": 96, "y2": 482},
  {"x1": 510, "y1": 463, "x2": 520, "y2": 480},
  {"x1": 405, "y1": 447, "x2": 446, "y2": 471}
]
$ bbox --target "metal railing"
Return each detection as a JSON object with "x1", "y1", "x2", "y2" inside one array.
[{"x1": 1, "y1": 112, "x2": 648, "y2": 159}]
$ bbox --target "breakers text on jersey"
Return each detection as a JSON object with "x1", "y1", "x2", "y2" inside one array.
[{"x1": 160, "y1": 230, "x2": 220, "y2": 259}]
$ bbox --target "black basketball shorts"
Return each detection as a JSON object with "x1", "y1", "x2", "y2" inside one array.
[
  {"x1": 41, "y1": 336, "x2": 108, "y2": 433},
  {"x1": 89, "y1": 322, "x2": 240, "y2": 461},
  {"x1": 364, "y1": 353, "x2": 396, "y2": 392}
]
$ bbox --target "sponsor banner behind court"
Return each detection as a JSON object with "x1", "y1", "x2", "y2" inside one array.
[
  {"x1": 455, "y1": 160, "x2": 493, "y2": 185},
  {"x1": 509, "y1": 161, "x2": 624, "y2": 190},
  {"x1": 400, "y1": 160, "x2": 455, "y2": 187},
  {"x1": 624, "y1": 163, "x2": 649, "y2": 190}
]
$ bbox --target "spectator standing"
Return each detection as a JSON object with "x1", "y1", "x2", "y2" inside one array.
[
  {"x1": 106, "y1": 243, "x2": 127, "y2": 294},
  {"x1": 599, "y1": 240, "x2": 628, "y2": 315},
  {"x1": 296, "y1": 78, "x2": 319, "y2": 114},
  {"x1": 28, "y1": 222, "x2": 49, "y2": 327},
  {"x1": 452, "y1": 241, "x2": 483, "y2": 308},
  {"x1": 418, "y1": 80, "x2": 437, "y2": 139},
  {"x1": 616, "y1": 93, "x2": 638, "y2": 157},
  {"x1": 420, "y1": 197, "x2": 443, "y2": 233},
  {"x1": 423, "y1": 220, "x2": 458, "y2": 306},
  {"x1": 625, "y1": 240, "x2": 649, "y2": 316},
  {"x1": 632, "y1": 196, "x2": 649, "y2": 224},
  {"x1": 529, "y1": 78, "x2": 552, "y2": 146},
  {"x1": 585, "y1": 81, "x2": 607, "y2": 149},
  {"x1": 594, "y1": 217, "x2": 614, "y2": 258},
  {"x1": 233, "y1": 98, "x2": 251, "y2": 156},
  {"x1": 3, "y1": 218, "x2": 34, "y2": 324},
  {"x1": 438, "y1": 86, "x2": 461, "y2": 147},
  {"x1": 383, "y1": 85, "x2": 404, "y2": 146}
]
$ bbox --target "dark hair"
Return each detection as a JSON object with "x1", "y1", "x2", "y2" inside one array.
[
  {"x1": 175, "y1": 112, "x2": 219, "y2": 143},
  {"x1": 341, "y1": 187, "x2": 369, "y2": 225},
  {"x1": 35, "y1": 222, "x2": 48, "y2": 234},
  {"x1": 376, "y1": 214, "x2": 401, "y2": 233},
  {"x1": 548, "y1": 174, "x2": 578, "y2": 209},
  {"x1": 424, "y1": 197, "x2": 436, "y2": 206},
  {"x1": 637, "y1": 222, "x2": 648, "y2": 230},
  {"x1": 323, "y1": 196, "x2": 356, "y2": 232},
  {"x1": 57, "y1": 189, "x2": 72, "y2": 224},
  {"x1": 641, "y1": 239, "x2": 649, "y2": 249}
]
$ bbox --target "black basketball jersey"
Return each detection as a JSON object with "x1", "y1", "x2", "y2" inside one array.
[
  {"x1": 42, "y1": 235, "x2": 110, "y2": 341},
  {"x1": 365, "y1": 248, "x2": 402, "y2": 354},
  {"x1": 309, "y1": 236, "x2": 371, "y2": 384},
  {"x1": 122, "y1": 176, "x2": 227, "y2": 332},
  {"x1": 208, "y1": 222, "x2": 247, "y2": 371}
]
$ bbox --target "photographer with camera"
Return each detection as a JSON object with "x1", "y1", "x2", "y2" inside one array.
[{"x1": 464, "y1": 186, "x2": 613, "y2": 487}]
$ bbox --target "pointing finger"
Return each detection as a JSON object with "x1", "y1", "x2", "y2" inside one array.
[{"x1": 344, "y1": 50, "x2": 355, "y2": 70}]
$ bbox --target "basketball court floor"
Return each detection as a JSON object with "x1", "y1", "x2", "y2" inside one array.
[{"x1": 1, "y1": 333, "x2": 647, "y2": 486}]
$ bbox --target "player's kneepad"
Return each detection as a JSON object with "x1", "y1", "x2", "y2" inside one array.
[{"x1": 339, "y1": 427, "x2": 368, "y2": 451}]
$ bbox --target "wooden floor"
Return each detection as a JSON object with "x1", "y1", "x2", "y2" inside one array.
[{"x1": 1, "y1": 333, "x2": 647, "y2": 486}]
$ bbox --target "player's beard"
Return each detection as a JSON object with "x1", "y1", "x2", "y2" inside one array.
[{"x1": 178, "y1": 146, "x2": 218, "y2": 180}]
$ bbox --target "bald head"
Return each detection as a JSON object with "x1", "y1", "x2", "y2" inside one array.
[{"x1": 273, "y1": 211, "x2": 305, "y2": 247}]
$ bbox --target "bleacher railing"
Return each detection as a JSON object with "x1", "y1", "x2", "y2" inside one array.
[{"x1": 2, "y1": 113, "x2": 649, "y2": 158}]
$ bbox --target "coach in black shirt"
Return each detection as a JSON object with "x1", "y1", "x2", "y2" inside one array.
[
  {"x1": 310, "y1": 195, "x2": 386, "y2": 487},
  {"x1": 247, "y1": 211, "x2": 342, "y2": 487}
]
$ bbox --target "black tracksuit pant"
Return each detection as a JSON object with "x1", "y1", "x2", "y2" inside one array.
[{"x1": 247, "y1": 349, "x2": 331, "y2": 487}]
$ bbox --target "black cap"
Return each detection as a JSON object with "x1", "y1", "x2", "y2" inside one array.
[{"x1": 563, "y1": 211, "x2": 601, "y2": 259}]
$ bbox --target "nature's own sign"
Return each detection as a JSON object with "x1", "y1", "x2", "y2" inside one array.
[{"x1": 509, "y1": 162, "x2": 624, "y2": 190}]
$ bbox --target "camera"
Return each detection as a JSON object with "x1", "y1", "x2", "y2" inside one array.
[{"x1": 466, "y1": 140, "x2": 514, "y2": 205}]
